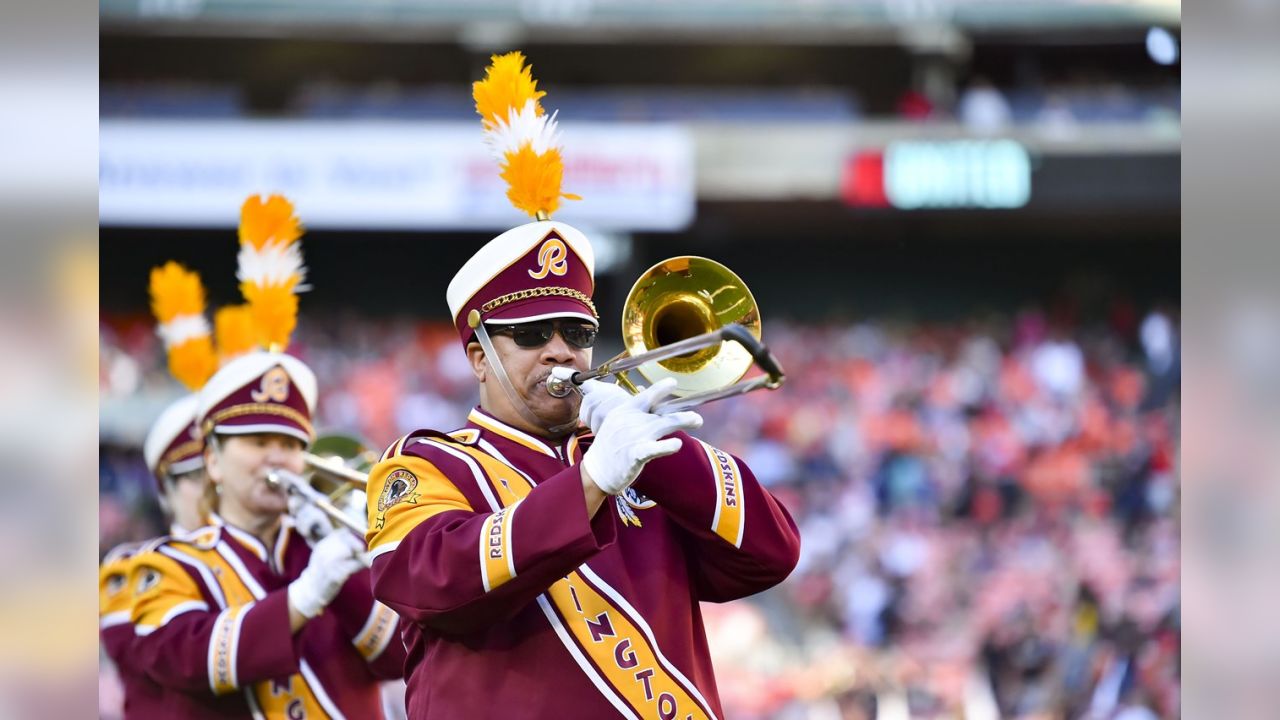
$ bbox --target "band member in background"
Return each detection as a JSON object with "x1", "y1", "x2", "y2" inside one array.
[
  {"x1": 126, "y1": 195, "x2": 405, "y2": 718},
  {"x1": 101, "y1": 261, "x2": 221, "y2": 718},
  {"x1": 363, "y1": 50, "x2": 800, "y2": 720},
  {"x1": 101, "y1": 394, "x2": 210, "y2": 719},
  {"x1": 128, "y1": 351, "x2": 405, "y2": 718}
]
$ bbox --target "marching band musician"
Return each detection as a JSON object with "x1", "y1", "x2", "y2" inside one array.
[
  {"x1": 125, "y1": 195, "x2": 406, "y2": 718},
  {"x1": 102, "y1": 261, "x2": 221, "y2": 718},
  {"x1": 363, "y1": 53, "x2": 800, "y2": 719},
  {"x1": 101, "y1": 395, "x2": 209, "y2": 718}
]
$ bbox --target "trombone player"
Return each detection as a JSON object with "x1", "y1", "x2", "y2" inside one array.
[{"x1": 364, "y1": 48, "x2": 800, "y2": 720}]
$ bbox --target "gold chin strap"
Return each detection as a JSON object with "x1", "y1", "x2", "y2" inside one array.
[{"x1": 468, "y1": 310, "x2": 578, "y2": 437}]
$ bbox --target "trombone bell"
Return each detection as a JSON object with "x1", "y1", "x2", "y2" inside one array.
[{"x1": 622, "y1": 257, "x2": 761, "y2": 397}]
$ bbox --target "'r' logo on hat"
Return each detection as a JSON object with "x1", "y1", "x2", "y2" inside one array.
[
  {"x1": 528, "y1": 237, "x2": 568, "y2": 280},
  {"x1": 251, "y1": 366, "x2": 291, "y2": 403}
]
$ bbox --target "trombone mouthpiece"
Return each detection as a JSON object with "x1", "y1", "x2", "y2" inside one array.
[
  {"x1": 265, "y1": 470, "x2": 283, "y2": 489},
  {"x1": 546, "y1": 366, "x2": 579, "y2": 398}
]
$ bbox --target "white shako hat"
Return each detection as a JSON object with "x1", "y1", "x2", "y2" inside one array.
[
  {"x1": 143, "y1": 394, "x2": 205, "y2": 483},
  {"x1": 197, "y1": 350, "x2": 318, "y2": 447},
  {"x1": 445, "y1": 220, "x2": 597, "y2": 346}
]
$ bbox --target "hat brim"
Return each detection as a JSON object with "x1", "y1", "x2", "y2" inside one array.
[{"x1": 210, "y1": 420, "x2": 313, "y2": 448}]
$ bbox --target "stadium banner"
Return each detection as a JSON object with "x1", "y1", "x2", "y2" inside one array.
[{"x1": 99, "y1": 120, "x2": 695, "y2": 231}]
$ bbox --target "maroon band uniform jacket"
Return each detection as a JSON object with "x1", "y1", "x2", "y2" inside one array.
[
  {"x1": 365, "y1": 407, "x2": 801, "y2": 719},
  {"x1": 127, "y1": 516, "x2": 406, "y2": 719},
  {"x1": 101, "y1": 542, "x2": 169, "y2": 719}
]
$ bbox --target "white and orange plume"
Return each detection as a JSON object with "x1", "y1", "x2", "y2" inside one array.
[
  {"x1": 473, "y1": 51, "x2": 579, "y2": 219},
  {"x1": 237, "y1": 194, "x2": 307, "y2": 351},
  {"x1": 149, "y1": 261, "x2": 218, "y2": 392}
]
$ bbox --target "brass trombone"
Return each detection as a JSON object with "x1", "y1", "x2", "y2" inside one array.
[{"x1": 546, "y1": 256, "x2": 785, "y2": 411}]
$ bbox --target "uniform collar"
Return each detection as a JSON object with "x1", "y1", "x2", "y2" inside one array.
[
  {"x1": 466, "y1": 406, "x2": 577, "y2": 460},
  {"x1": 206, "y1": 511, "x2": 293, "y2": 570}
]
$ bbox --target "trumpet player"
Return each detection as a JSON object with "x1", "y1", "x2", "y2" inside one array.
[
  {"x1": 363, "y1": 47, "x2": 799, "y2": 720},
  {"x1": 127, "y1": 351, "x2": 406, "y2": 718},
  {"x1": 127, "y1": 196, "x2": 405, "y2": 718}
]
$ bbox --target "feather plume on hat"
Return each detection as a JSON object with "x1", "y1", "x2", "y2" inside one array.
[
  {"x1": 237, "y1": 194, "x2": 307, "y2": 351},
  {"x1": 149, "y1": 261, "x2": 218, "y2": 391},
  {"x1": 214, "y1": 304, "x2": 258, "y2": 366},
  {"x1": 473, "y1": 51, "x2": 579, "y2": 219}
]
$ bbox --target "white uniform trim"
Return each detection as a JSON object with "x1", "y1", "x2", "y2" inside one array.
[
  {"x1": 100, "y1": 611, "x2": 132, "y2": 629},
  {"x1": 226, "y1": 601, "x2": 253, "y2": 692},
  {"x1": 368, "y1": 540, "x2": 400, "y2": 561},
  {"x1": 159, "y1": 600, "x2": 210, "y2": 628},
  {"x1": 486, "y1": 310, "x2": 599, "y2": 326},
  {"x1": 536, "y1": 595, "x2": 640, "y2": 720},
  {"x1": 158, "y1": 545, "x2": 227, "y2": 609},
  {"x1": 299, "y1": 658, "x2": 347, "y2": 720},
  {"x1": 417, "y1": 439, "x2": 501, "y2": 512},
  {"x1": 215, "y1": 541, "x2": 268, "y2": 600},
  {"x1": 475, "y1": 438, "x2": 539, "y2": 488},
  {"x1": 468, "y1": 409, "x2": 557, "y2": 458},
  {"x1": 210, "y1": 423, "x2": 312, "y2": 447},
  {"x1": 221, "y1": 523, "x2": 268, "y2": 562}
]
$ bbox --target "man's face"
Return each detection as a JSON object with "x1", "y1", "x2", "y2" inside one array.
[
  {"x1": 207, "y1": 433, "x2": 305, "y2": 520},
  {"x1": 472, "y1": 319, "x2": 594, "y2": 431}
]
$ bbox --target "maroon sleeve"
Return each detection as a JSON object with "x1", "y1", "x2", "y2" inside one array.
[
  {"x1": 631, "y1": 431, "x2": 801, "y2": 602},
  {"x1": 371, "y1": 465, "x2": 617, "y2": 635},
  {"x1": 133, "y1": 587, "x2": 298, "y2": 695},
  {"x1": 326, "y1": 567, "x2": 408, "y2": 679}
]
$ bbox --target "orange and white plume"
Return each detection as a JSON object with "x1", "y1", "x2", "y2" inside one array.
[
  {"x1": 149, "y1": 261, "x2": 218, "y2": 391},
  {"x1": 237, "y1": 194, "x2": 307, "y2": 351},
  {"x1": 473, "y1": 51, "x2": 579, "y2": 218},
  {"x1": 214, "y1": 304, "x2": 258, "y2": 366}
]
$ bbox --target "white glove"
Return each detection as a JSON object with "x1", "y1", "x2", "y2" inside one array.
[
  {"x1": 289, "y1": 494, "x2": 333, "y2": 543},
  {"x1": 581, "y1": 378, "x2": 703, "y2": 495},
  {"x1": 577, "y1": 378, "x2": 633, "y2": 434},
  {"x1": 288, "y1": 529, "x2": 368, "y2": 619}
]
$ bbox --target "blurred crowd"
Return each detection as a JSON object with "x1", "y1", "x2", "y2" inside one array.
[{"x1": 101, "y1": 307, "x2": 1180, "y2": 719}]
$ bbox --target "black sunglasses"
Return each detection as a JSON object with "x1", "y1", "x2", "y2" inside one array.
[{"x1": 487, "y1": 319, "x2": 598, "y2": 349}]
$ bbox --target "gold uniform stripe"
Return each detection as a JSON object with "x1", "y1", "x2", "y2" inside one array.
[
  {"x1": 547, "y1": 572, "x2": 713, "y2": 720},
  {"x1": 468, "y1": 413, "x2": 555, "y2": 458},
  {"x1": 208, "y1": 603, "x2": 252, "y2": 695},
  {"x1": 352, "y1": 601, "x2": 399, "y2": 661},
  {"x1": 201, "y1": 403, "x2": 314, "y2": 439},
  {"x1": 701, "y1": 442, "x2": 745, "y2": 548},
  {"x1": 252, "y1": 674, "x2": 329, "y2": 720},
  {"x1": 168, "y1": 543, "x2": 258, "y2": 607},
  {"x1": 479, "y1": 499, "x2": 522, "y2": 592}
]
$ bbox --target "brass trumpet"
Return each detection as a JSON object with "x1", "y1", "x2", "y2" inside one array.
[
  {"x1": 546, "y1": 256, "x2": 785, "y2": 411},
  {"x1": 267, "y1": 435, "x2": 374, "y2": 536}
]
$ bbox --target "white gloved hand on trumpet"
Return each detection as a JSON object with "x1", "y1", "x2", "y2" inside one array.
[{"x1": 287, "y1": 529, "x2": 368, "y2": 619}]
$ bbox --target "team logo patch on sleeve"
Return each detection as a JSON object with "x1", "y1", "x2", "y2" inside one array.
[
  {"x1": 378, "y1": 469, "x2": 421, "y2": 512},
  {"x1": 135, "y1": 567, "x2": 161, "y2": 596}
]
